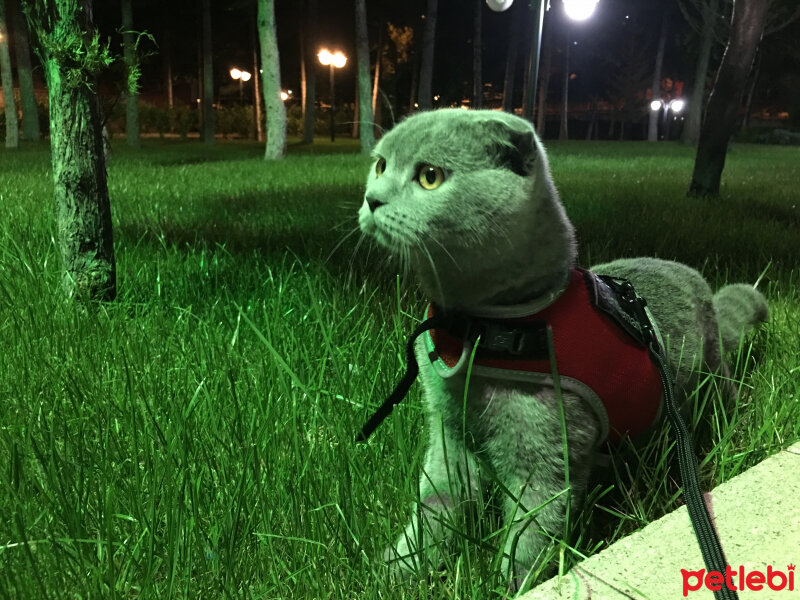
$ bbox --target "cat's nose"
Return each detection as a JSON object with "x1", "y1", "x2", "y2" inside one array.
[{"x1": 366, "y1": 197, "x2": 386, "y2": 213}]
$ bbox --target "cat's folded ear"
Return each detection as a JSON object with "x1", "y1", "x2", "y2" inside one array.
[{"x1": 482, "y1": 118, "x2": 537, "y2": 177}]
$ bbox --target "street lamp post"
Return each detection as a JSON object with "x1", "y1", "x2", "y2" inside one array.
[
  {"x1": 317, "y1": 49, "x2": 347, "y2": 142},
  {"x1": 229, "y1": 67, "x2": 252, "y2": 103},
  {"x1": 518, "y1": 0, "x2": 599, "y2": 125}
]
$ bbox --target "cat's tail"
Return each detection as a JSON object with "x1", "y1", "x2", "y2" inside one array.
[{"x1": 712, "y1": 284, "x2": 768, "y2": 352}]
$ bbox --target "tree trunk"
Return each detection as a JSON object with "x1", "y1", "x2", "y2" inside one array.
[
  {"x1": 741, "y1": 46, "x2": 760, "y2": 128},
  {"x1": 417, "y1": 0, "x2": 437, "y2": 111},
  {"x1": 407, "y1": 51, "x2": 418, "y2": 113},
  {"x1": 501, "y1": 1, "x2": 520, "y2": 113},
  {"x1": 355, "y1": 0, "x2": 375, "y2": 153},
  {"x1": 11, "y1": 0, "x2": 40, "y2": 141},
  {"x1": 252, "y1": 21, "x2": 263, "y2": 142},
  {"x1": 301, "y1": 0, "x2": 316, "y2": 144},
  {"x1": 558, "y1": 29, "x2": 569, "y2": 141},
  {"x1": 535, "y1": 20, "x2": 552, "y2": 137},
  {"x1": 522, "y1": 0, "x2": 545, "y2": 122},
  {"x1": 472, "y1": 0, "x2": 482, "y2": 109},
  {"x1": 201, "y1": 0, "x2": 214, "y2": 143},
  {"x1": 372, "y1": 27, "x2": 381, "y2": 115},
  {"x1": 0, "y1": 1, "x2": 19, "y2": 148},
  {"x1": 681, "y1": 0, "x2": 717, "y2": 146},
  {"x1": 258, "y1": 0, "x2": 286, "y2": 159},
  {"x1": 27, "y1": 0, "x2": 116, "y2": 300},
  {"x1": 647, "y1": 13, "x2": 669, "y2": 141},
  {"x1": 162, "y1": 23, "x2": 174, "y2": 109},
  {"x1": 688, "y1": 0, "x2": 769, "y2": 197},
  {"x1": 586, "y1": 99, "x2": 597, "y2": 140},
  {"x1": 122, "y1": 0, "x2": 139, "y2": 147}
]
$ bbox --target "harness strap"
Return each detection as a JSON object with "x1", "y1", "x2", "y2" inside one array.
[{"x1": 355, "y1": 280, "x2": 738, "y2": 600}]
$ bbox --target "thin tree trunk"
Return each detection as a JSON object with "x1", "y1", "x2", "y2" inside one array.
[
  {"x1": 252, "y1": 15, "x2": 263, "y2": 141},
  {"x1": 258, "y1": 0, "x2": 286, "y2": 159},
  {"x1": 558, "y1": 29, "x2": 569, "y2": 140},
  {"x1": 27, "y1": 0, "x2": 116, "y2": 300},
  {"x1": 682, "y1": 0, "x2": 717, "y2": 145},
  {"x1": 407, "y1": 50, "x2": 418, "y2": 113},
  {"x1": 586, "y1": 99, "x2": 597, "y2": 140},
  {"x1": 201, "y1": 0, "x2": 214, "y2": 143},
  {"x1": 11, "y1": 0, "x2": 40, "y2": 141},
  {"x1": 122, "y1": 0, "x2": 139, "y2": 147},
  {"x1": 417, "y1": 0, "x2": 437, "y2": 111},
  {"x1": 301, "y1": 0, "x2": 317, "y2": 144},
  {"x1": 689, "y1": 0, "x2": 769, "y2": 196},
  {"x1": 472, "y1": 0, "x2": 482, "y2": 109},
  {"x1": 535, "y1": 20, "x2": 552, "y2": 137},
  {"x1": 355, "y1": 0, "x2": 375, "y2": 152},
  {"x1": 0, "y1": 1, "x2": 19, "y2": 148},
  {"x1": 647, "y1": 14, "x2": 669, "y2": 141},
  {"x1": 372, "y1": 27, "x2": 382, "y2": 115},
  {"x1": 501, "y1": 1, "x2": 521, "y2": 113},
  {"x1": 162, "y1": 23, "x2": 174, "y2": 109}
]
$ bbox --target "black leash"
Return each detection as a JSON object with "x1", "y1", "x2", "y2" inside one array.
[
  {"x1": 355, "y1": 314, "x2": 452, "y2": 443},
  {"x1": 648, "y1": 341, "x2": 738, "y2": 600},
  {"x1": 356, "y1": 278, "x2": 738, "y2": 599}
]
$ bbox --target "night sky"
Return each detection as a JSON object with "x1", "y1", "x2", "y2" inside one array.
[{"x1": 80, "y1": 0, "x2": 800, "y2": 119}]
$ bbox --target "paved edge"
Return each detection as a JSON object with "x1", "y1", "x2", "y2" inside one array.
[{"x1": 520, "y1": 442, "x2": 800, "y2": 600}]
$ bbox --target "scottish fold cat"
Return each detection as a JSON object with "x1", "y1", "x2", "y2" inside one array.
[{"x1": 357, "y1": 109, "x2": 767, "y2": 589}]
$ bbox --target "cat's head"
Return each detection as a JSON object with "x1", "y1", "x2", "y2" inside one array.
[{"x1": 358, "y1": 109, "x2": 575, "y2": 309}]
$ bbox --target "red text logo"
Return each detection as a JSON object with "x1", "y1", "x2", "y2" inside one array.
[{"x1": 681, "y1": 565, "x2": 795, "y2": 596}]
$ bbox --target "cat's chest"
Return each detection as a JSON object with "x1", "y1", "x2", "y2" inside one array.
[{"x1": 414, "y1": 337, "x2": 550, "y2": 445}]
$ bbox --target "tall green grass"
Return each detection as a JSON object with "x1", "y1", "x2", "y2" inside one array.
[{"x1": 0, "y1": 138, "x2": 798, "y2": 598}]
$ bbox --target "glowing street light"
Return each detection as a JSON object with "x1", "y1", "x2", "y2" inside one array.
[
  {"x1": 318, "y1": 49, "x2": 347, "y2": 142},
  {"x1": 563, "y1": 0, "x2": 599, "y2": 21},
  {"x1": 230, "y1": 67, "x2": 252, "y2": 102},
  {"x1": 520, "y1": 0, "x2": 600, "y2": 124},
  {"x1": 650, "y1": 99, "x2": 686, "y2": 140}
]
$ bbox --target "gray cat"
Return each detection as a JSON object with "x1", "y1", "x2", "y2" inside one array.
[{"x1": 357, "y1": 108, "x2": 767, "y2": 589}]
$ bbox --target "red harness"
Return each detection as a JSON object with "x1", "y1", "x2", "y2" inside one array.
[{"x1": 424, "y1": 268, "x2": 663, "y2": 445}]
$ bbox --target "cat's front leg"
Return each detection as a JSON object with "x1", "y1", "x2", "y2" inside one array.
[
  {"x1": 482, "y1": 387, "x2": 599, "y2": 590},
  {"x1": 385, "y1": 417, "x2": 482, "y2": 579}
]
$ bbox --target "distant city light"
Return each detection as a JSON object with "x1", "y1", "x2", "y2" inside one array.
[{"x1": 563, "y1": 0, "x2": 599, "y2": 20}]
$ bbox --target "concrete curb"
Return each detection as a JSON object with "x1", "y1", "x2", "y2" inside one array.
[{"x1": 521, "y1": 442, "x2": 800, "y2": 599}]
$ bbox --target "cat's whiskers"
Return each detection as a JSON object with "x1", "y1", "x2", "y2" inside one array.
[{"x1": 327, "y1": 224, "x2": 362, "y2": 266}]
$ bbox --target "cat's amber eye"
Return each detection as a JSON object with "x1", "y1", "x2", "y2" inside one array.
[
  {"x1": 417, "y1": 165, "x2": 445, "y2": 190},
  {"x1": 375, "y1": 157, "x2": 386, "y2": 177}
]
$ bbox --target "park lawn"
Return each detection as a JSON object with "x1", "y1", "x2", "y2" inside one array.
[{"x1": 0, "y1": 138, "x2": 798, "y2": 598}]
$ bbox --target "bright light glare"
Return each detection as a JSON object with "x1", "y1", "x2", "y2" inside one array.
[
  {"x1": 563, "y1": 0, "x2": 599, "y2": 21},
  {"x1": 240, "y1": 70, "x2": 252, "y2": 82},
  {"x1": 331, "y1": 52, "x2": 347, "y2": 68},
  {"x1": 318, "y1": 49, "x2": 333, "y2": 65},
  {"x1": 670, "y1": 99, "x2": 685, "y2": 113},
  {"x1": 230, "y1": 68, "x2": 242, "y2": 80},
  {"x1": 650, "y1": 100, "x2": 663, "y2": 112},
  {"x1": 281, "y1": 91, "x2": 289, "y2": 101},
  {"x1": 486, "y1": 0, "x2": 514, "y2": 11}
]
